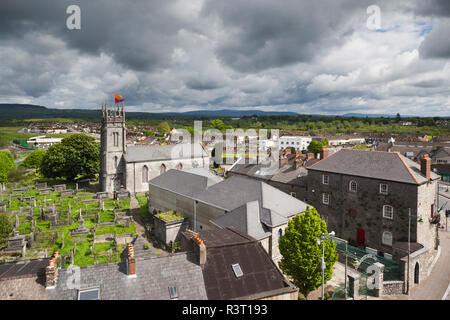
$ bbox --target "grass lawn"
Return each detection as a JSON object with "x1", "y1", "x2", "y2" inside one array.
[{"x1": 157, "y1": 210, "x2": 184, "y2": 221}]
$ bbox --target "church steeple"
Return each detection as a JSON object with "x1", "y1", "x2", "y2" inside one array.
[{"x1": 100, "y1": 103, "x2": 126, "y2": 193}]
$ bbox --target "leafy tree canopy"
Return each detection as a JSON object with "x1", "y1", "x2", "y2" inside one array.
[
  {"x1": 0, "y1": 150, "x2": 15, "y2": 182},
  {"x1": 157, "y1": 122, "x2": 171, "y2": 136},
  {"x1": 40, "y1": 134, "x2": 100, "y2": 181},
  {"x1": 21, "y1": 149, "x2": 46, "y2": 169},
  {"x1": 0, "y1": 213, "x2": 13, "y2": 247},
  {"x1": 278, "y1": 207, "x2": 337, "y2": 298}
]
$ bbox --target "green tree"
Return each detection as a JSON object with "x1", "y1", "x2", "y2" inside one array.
[
  {"x1": 278, "y1": 207, "x2": 337, "y2": 298},
  {"x1": 157, "y1": 122, "x2": 171, "y2": 136},
  {"x1": 0, "y1": 213, "x2": 13, "y2": 248},
  {"x1": 8, "y1": 166, "x2": 28, "y2": 183},
  {"x1": 0, "y1": 150, "x2": 15, "y2": 182},
  {"x1": 307, "y1": 140, "x2": 323, "y2": 156},
  {"x1": 40, "y1": 134, "x2": 100, "y2": 180},
  {"x1": 142, "y1": 130, "x2": 154, "y2": 137},
  {"x1": 322, "y1": 138, "x2": 329, "y2": 146},
  {"x1": 21, "y1": 149, "x2": 46, "y2": 169},
  {"x1": 209, "y1": 119, "x2": 232, "y2": 131}
]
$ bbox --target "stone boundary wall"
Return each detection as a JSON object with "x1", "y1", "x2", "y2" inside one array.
[{"x1": 383, "y1": 281, "x2": 404, "y2": 295}]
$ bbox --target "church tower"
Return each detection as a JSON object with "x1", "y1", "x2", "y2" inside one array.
[{"x1": 100, "y1": 103, "x2": 126, "y2": 193}]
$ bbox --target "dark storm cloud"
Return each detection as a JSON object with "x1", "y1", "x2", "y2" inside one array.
[
  {"x1": 415, "y1": 0, "x2": 450, "y2": 17},
  {"x1": 419, "y1": 19, "x2": 450, "y2": 59},
  {"x1": 0, "y1": 0, "x2": 192, "y2": 72},
  {"x1": 200, "y1": 0, "x2": 374, "y2": 73}
]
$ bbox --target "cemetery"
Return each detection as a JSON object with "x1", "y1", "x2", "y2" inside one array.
[{"x1": 0, "y1": 181, "x2": 147, "y2": 267}]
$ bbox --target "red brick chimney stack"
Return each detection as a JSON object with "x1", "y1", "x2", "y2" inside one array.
[
  {"x1": 127, "y1": 243, "x2": 136, "y2": 276},
  {"x1": 420, "y1": 154, "x2": 431, "y2": 181},
  {"x1": 45, "y1": 251, "x2": 59, "y2": 288},
  {"x1": 192, "y1": 235, "x2": 206, "y2": 266},
  {"x1": 320, "y1": 146, "x2": 329, "y2": 160}
]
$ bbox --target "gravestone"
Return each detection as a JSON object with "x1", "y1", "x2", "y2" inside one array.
[
  {"x1": 70, "y1": 210, "x2": 91, "y2": 236},
  {"x1": 53, "y1": 184, "x2": 66, "y2": 192},
  {"x1": 61, "y1": 233, "x2": 65, "y2": 249},
  {"x1": 60, "y1": 189, "x2": 74, "y2": 197},
  {"x1": 35, "y1": 182, "x2": 47, "y2": 190},
  {"x1": 4, "y1": 230, "x2": 27, "y2": 253},
  {"x1": 96, "y1": 192, "x2": 109, "y2": 200}
]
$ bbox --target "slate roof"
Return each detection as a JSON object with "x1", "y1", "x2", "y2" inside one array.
[
  {"x1": 0, "y1": 259, "x2": 49, "y2": 300},
  {"x1": 198, "y1": 228, "x2": 297, "y2": 300},
  {"x1": 149, "y1": 170, "x2": 311, "y2": 239},
  {"x1": 47, "y1": 252, "x2": 207, "y2": 300},
  {"x1": 124, "y1": 143, "x2": 208, "y2": 163},
  {"x1": 308, "y1": 149, "x2": 439, "y2": 184},
  {"x1": 0, "y1": 259, "x2": 47, "y2": 281}
]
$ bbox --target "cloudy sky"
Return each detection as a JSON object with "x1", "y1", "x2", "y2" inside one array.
[{"x1": 0, "y1": 0, "x2": 449, "y2": 116}]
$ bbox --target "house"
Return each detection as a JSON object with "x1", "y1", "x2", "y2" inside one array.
[
  {"x1": 1, "y1": 232, "x2": 298, "y2": 300},
  {"x1": 306, "y1": 147, "x2": 440, "y2": 289},
  {"x1": 226, "y1": 149, "x2": 320, "y2": 201},
  {"x1": 181, "y1": 227, "x2": 298, "y2": 300},
  {"x1": 279, "y1": 136, "x2": 312, "y2": 151},
  {"x1": 147, "y1": 168, "x2": 311, "y2": 262}
]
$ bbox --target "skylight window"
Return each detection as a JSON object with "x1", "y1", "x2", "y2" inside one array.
[
  {"x1": 168, "y1": 286, "x2": 178, "y2": 299},
  {"x1": 78, "y1": 288, "x2": 100, "y2": 300},
  {"x1": 231, "y1": 263, "x2": 244, "y2": 278}
]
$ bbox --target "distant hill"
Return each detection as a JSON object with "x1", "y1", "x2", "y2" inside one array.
[
  {"x1": 0, "y1": 104, "x2": 298, "y2": 120},
  {"x1": 342, "y1": 113, "x2": 394, "y2": 118}
]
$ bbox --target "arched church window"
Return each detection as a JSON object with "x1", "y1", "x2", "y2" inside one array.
[
  {"x1": 160, "y1": 163, "x2": 166, "y2": 175},
  {"x1": 142, "y1": 165, "x2": 148, "y2": 183},
  {"x1": 114, "y1": 156, "x2": 118, "y2": 168}
]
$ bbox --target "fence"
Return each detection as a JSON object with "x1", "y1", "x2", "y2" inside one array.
[{"x1": 333, "y1": 240, "x2": 402, "y2": 281}]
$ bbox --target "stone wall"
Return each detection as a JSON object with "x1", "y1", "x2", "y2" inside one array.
[
  {"x1": 126, "y1": 156, "x2": 209, "y2": 194},
  {"x1": 153, "y1": 215, "x2": 188, "y2": 245},
  {"x1": 307, "y1": 170, "x2": 423, "y2": 255},
  {"x1": 383, "y1": 281, "x2": 404, "y2": 295}
]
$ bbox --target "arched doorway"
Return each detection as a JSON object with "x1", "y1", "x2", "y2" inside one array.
[{"x1": 414, "y1": 262, "x2": 420, "y2": 284}]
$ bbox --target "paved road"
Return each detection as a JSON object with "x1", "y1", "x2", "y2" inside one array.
[{"x1": 384, "y1": 228, "x2": 450, "y2": 300}]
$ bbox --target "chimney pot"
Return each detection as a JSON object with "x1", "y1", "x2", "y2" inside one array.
[
  {"x1": 127, "y1": 243, "x2": 136, "y2": 276},
  {"x1": 320, "y1": 146, "x2": 329, "y2": 160},
  {"x1": 420, "y1": 154, "x2": 431, "y2": 181}
]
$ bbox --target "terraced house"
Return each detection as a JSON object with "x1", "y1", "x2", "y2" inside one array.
[{"x1": 307, "y1": 147, "x2": 441, "y2": 289}]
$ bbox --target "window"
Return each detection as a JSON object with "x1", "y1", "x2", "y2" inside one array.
[
  {"x1": 278, "y1": 228, "x2": 283, "y2": 240},
  {"x1": 231, "y1": 263, "x2": 244, "y2": 278},
  {"x1": 142, "y1": 165, "x2": 148, "y2": 183},
  {"x1": 322, "y1": 174, "x2": 329, "y2": 185},
  {"x1": 382, "y1": 231, "x2": 393, "y2": 246},
  {"x1": 383, "y1": 205, "x2": 394, "y2": 219},
  {"x1": 160, "y1": 163, "x2": 166, "y2": 175},
  {"x1": 349, "y1": 180, "x2": 357, "y2": 193},
  {"x1": 78, "y1": 288, "x2": 100, "y2": 300},
  {"x1": 113, "y1": 132, "x2": 119, "y2": 147},
  {"x1": 168, "y1": 286, "x2": 178, "y2": 299},
  {"x1": 379, "y1": 183, "x2": 388, "y2": 195},
  {"x1": 322, "y1": 193, "x2": 329, "y2": 205}
]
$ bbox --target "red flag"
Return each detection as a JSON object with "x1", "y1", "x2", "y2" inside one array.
[{"x1": 114, "y1": 94, "x2": 124, "y2": 104}]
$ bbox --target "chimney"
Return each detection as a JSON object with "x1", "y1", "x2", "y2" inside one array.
[
  {"x1": 279, "y1": 155, "x2": 288, "y2": 168},
  {"x1": 320, "y1": 146, "x2": 329, "y2": 160},
  {"x1": 284, "y1": 148, "x2": 291, "y2": 155},
  {"x1": 127, "y1": 243, "x2": 136, "y2": 276},
  {"x1": 192, "y1": 234, "x2": 206, "y2": 266},
  {"x1": 306, "y1": 153, "x2": 314, "y2": 160},
  {"x1": 45, "y1": 251, "x2": 59, "y2": 289},
  {"x1": 420, "y1": 154, "x2": 431, "y2": 181}
]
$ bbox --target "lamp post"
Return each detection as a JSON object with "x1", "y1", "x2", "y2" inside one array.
[{"x1": 318, "y1": 231, "x2": 334, "y2": 300}]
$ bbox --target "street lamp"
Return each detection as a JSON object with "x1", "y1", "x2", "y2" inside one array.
[{"x1": 318, "y1": 231, "x2": 334, "y2": 300}]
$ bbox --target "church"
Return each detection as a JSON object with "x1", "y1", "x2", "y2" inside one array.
[{"x1": 99, "y1": 103, "x2": 210, "y2": 195}]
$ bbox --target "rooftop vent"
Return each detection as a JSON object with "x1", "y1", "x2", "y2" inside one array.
[
  {"x1": 231, "y1": 263, "x2": 243, "y2": 278},
  {"x1": 169, "y1": 286, "x2": 178, "y2": 299}
]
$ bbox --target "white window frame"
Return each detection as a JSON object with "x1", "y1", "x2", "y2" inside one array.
[
  {"x1": 322, "y1": 193, "x2": 329, "y2": 205},
  {"x1": 322, "y1": 174, "x2": 329, "y2": 185},
  {"x1": 382, "y1": 231, "x2": 393, "y2": 246},
  {"x1": 380, "y1": 183, "x2": 388, "y2": 195},
  {"x1": 349, "y1": 180, "x2": 357, "y2": 193},
  {"x1": 383, "y1": 205, "x2": 394, "y2": 220}
]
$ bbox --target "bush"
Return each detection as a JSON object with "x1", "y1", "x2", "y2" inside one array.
[
  {"x1": 22, "y1": 149, "x2": 46, "y2": 169},
  {"x1": 0, "y1": 213, "x2": 13, "y2": 247},
  {"x1": 0, "y1": 150, "x2": 15, "y2": 182}
]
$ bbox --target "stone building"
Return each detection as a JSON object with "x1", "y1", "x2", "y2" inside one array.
[
  {"x1": 307, "y1": 147, "x2": 440, "y2": 289},
  {"x1": 148, "y1": 168, "x2": 311, "y2": 263},
  {"x1": 99, "y1": 103, "x2": 209, "y2": 194}
]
